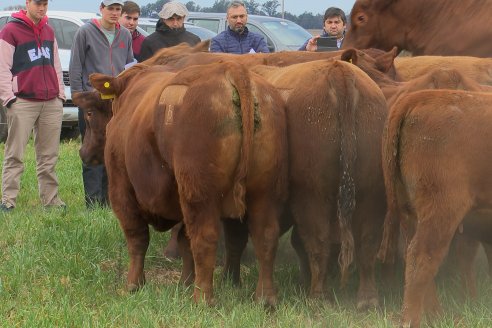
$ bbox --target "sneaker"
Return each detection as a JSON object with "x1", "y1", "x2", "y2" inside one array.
[{"x1": 0, "y1": 203, "x2": 14, "y2": 212}]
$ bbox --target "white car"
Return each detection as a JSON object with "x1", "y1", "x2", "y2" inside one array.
[{"x1": 0, "y1": 10, "x2": 149, "y2": 141}]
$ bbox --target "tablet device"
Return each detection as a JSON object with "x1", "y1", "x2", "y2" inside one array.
[{"x1": 316, "y1": 37, "x2": 338, "y2": 52}]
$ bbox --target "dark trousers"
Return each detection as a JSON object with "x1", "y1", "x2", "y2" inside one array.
[{"x1": 79, "y1": 109, "x2": 109, "y2": 208}]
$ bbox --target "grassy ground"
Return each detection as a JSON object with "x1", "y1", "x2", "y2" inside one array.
[{"x1": 0, "y1": 140, "x2": 491, "y2": 327}]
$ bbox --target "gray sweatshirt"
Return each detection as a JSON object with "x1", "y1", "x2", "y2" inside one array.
[{"x1": 69, "y1": 19, "x2": 134, "y2": 92}]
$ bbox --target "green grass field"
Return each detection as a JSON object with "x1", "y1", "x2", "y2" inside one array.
[{"x1": 0, "y1": 140, "x2": 491, "y2": 327}]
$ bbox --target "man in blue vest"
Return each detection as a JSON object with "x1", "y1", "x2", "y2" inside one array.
[{"x1": 210, "y1": 1, "x2": 269, "y2": 54}]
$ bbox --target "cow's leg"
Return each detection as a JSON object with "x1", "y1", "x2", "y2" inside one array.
[
  {"x1": 290, "y1": 194, "x2": 331, "y2": 300},
  {"x1": 109, "y1": 171, "x2": 150, "y2": 292},
  {"x1": 163, "y1": 223, "x2": 182, "y2": 260},
  {"x1": 177, "y1": 223, "x2": 195, "y2": 286},
  {"x1": 402, "y1": 206, "x2": 467, "y2": 328},
  {"x1": 181, "y1": 202, "x2": 220, "y2": 305},
  {"x1": 247, "y1": 197, "x2": 281, "y2": 307},
  {"x1": 454, "y1": 234, "x2": 479, "y2": 299},
  {"x1": 352, "y1": 198, "x2": 384, "y2": 310},
  {"x1": 221, "y1": 218, "x2": 249, "y2": 285},
  {"x1": 290, "y1": 225, "x2": 311, "y2": 289},
  {"x1": 122, "y1": 222, "x2": 150, "y2": 292},
  {"x1": 483, "y1": 242, "x2": 492, "y2": 278}
]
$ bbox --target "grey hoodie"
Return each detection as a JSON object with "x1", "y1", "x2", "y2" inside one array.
[{"x1": 69, "y1": 19, "x2": 133, "y2": 92}]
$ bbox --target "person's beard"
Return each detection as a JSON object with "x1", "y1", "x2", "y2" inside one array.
[
  {"x1": 169, "y1": 26, "x2": 185, "y2": 34},
  {"x1": 231, "y1": 25, "x2": 245, "y2": 34}
]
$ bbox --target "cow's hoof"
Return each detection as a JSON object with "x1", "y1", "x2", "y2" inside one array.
[
  {"x1": 255, "y1": 291, "x2": 278, "y2": 309},
  {"x1": 127, "y1": 283, "x2": 142, "y2": 293},
  {"x1": 163, "y1": 247, "x2": 180, "y2": 260},
  {"x1": 309, "y1": 290, "x2": 332, "y2": 302},
  {"x1": 356, "y1": 296, "x2": 379, "y2": 311}
]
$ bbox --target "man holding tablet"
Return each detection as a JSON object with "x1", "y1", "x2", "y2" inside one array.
[{"x1": 299, "y1": 7, "x2": 347, "y2": 52}]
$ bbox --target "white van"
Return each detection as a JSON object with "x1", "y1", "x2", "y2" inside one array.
[{"x1": 185, "y1": 12, "x2": 312, "y2": 52}]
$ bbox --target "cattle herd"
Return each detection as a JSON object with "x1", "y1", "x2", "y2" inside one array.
[{"x1": 72, "y1": 1, "x2": 492, "y2": 327}]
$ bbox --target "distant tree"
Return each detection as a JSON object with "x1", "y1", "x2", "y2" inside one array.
[
  {"x1": 141, "y1": 0, "x2": 167, "y2": 18},
  {"x1": 261, "y1": 0, "x2": 279, "y2": 16},
  {"x1": 244, "y1": 0, "x2": 261, "y2": 15},
  {"x1": 138, "y1": 0, "x2": 323, "y2": 29},
  {"x1": 203, "y1": 0, "x2": 228, "y2": 13},
  {"x1": 296, "y1": 12, "x2": 322, "y2": 29},
  {"x1": 4, "y1": 4, "x2": 23, "y2": 10},
  {"x1": 185, "y1": 1, "x2": 201, "y2": 12}
]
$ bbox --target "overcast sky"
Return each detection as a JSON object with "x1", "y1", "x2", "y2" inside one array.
[{"x1": 2, "y1": 0, "x2": 357, "y2": 16}]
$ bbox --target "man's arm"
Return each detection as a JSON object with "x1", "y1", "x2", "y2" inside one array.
[
  {"x1": 0, "y1": 28, "x2": 16, "y2": 107},
  {"x1": 210, "y1": 35, "x2": 225, "y2": 53},
  {"x1": 69, "y1": 28, "x2": 86, "y2": 93},
  {"x1": 53, "y1": 38, "x2": 66, "y2": 101},
  {"x1": 254, "y1": 34, "x2": 270, "y2": 53}
]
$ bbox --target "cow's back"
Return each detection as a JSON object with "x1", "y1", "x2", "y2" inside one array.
[{"x1": 395, "y1": 56, "x2": 492, "y2": 85}]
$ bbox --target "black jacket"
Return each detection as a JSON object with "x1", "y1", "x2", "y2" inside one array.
[{"x1": 139, "y1": 21, "x2": 200, "y2": 61}]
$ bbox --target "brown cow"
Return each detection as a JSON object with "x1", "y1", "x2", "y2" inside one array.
[
  {"x1": 342, "y1": 48, "x2": 492, "y2": 106},
  {"x1": 379, "y1": 89, "x2": 492, "y2": 327},
  {"x1": 251, "y1": 59, "x2": 388, "y2": 309},
  {"x1": 143, "y1": 40, "x2": 399, "y2": 77},
  {"x1": 73, "y1": 61, "x2": 289, "y2": 306},
  {"x1": 343, "y1": 0, "x2": 492, "y2": 57},
  {"x1": 395, "y1": 56, "x2": 492, "y2": 85},
  {"x1": 342, "y1": 47, "x2": 492, "y2": 293}
]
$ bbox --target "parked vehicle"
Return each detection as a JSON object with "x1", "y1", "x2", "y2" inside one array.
[
  {"x1": 0, "y1": 10, "x2": 149, "y2": 142},
  {"x1": 184, "y1": 12, "x2": 312, "y2": 52},
  {"x1": 138, "y1": 17, "x2": 217, "y2": 41}
]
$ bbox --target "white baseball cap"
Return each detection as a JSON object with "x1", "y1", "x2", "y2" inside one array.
[
  {"x1": 158, "y1": 1, "x2": 189, "y2": 19},
  {"x1": 102, "y1": 0, "x2": 124, "y2": 6}
]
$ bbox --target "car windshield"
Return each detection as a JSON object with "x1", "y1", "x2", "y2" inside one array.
[{"x1": 261, "y1": 20, "x2": 312, "y2": 47}]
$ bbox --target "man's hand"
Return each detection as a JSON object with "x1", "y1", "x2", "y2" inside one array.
[{"x1": 5, "y1": 98, "x2": 16, "y2": 109}]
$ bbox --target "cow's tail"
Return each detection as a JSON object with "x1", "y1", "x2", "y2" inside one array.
[
  {"x1": 377, "y1": 96, "x2": 408, "y2": 263},
  {"x1": 225, "y1": 62, "x2": 255, "y2": 217},
  {"x1": 331, "y1": 62, "x2": 357, "y2": 286}
]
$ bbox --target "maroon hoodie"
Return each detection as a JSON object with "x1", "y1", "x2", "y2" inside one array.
[{"x1": 0, "y1": 10, "x2": 64, "y2": 105}]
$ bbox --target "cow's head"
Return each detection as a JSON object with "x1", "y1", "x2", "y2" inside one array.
[
  {"x1": 72, "y1": 91, "x2": 113, "y2": 165},
  {"x1": 341, "y1": 47, "x2": 399, "y2": 82},
  {"x1": 343, "y1": 0, "x2": 403, "y2": 53}
]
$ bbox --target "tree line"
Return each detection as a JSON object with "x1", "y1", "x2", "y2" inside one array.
[{"x1": 141, "y1": 0, "x2": 325, "y2": 29}]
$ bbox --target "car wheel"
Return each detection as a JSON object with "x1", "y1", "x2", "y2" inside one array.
[
  {"x1": 60, "y1": 126, "x2": 80, "y2": 141},
  {"x1": 0, "y1": 105, "x2": 8, "y2": 143}
]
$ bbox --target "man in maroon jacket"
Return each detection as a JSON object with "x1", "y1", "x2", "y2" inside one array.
[
  {"x1": 0, "y1": 0, "x2": 66, "y2": 212},
  {"x1": 119, "y1": 1, "x2": 145, "y2": 62}
]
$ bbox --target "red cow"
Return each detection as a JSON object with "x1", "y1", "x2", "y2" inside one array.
[
  {"x1": 251, "y1": 59, "x2": 388, "y2": 309},
  {"x1": 73, "y1": 61, "x2": 288, "y2": 306},
  {"x1": 379, "y1": 89, "x2": 492, "y2": 327}
]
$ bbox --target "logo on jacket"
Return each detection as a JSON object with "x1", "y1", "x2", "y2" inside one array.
[
  {"x1": 28, "y1": 47, "x2": 51, "y2": 61},
  {"x1": 119, "y1": 41, "x2": 125, "y2": 49}
]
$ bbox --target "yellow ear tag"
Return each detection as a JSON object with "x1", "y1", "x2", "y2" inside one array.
[
  {"x1": 349, "y1": 58, "x2": 353, "y2": 64},
  {"x1": 100, "y1": 93, "x2": 115, "y2": 100},
  {"x1": 101, "y1": 81, "x2": 115, "y2": 99}
]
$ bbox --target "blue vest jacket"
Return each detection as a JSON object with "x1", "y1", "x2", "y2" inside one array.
[{"x1": 210, "y1": 26, "x2": 269, "y2": 54}]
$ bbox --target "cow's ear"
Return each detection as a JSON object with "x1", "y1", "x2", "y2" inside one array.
[
  {"x1": 90, "y1": 73, "x2": 119, "y2": 97},
  {"x1": 72, "y1": 91, "x2": 94, "y2": 108},
  {"x1": 340, "y1": 48, "x2": 359, "y2": 65},
  {"x1": 193, "y1": 40, "x2": 210, "y2": 52},
  {"x1": 374, "y1": 48, "x2": 397, "y2": 73}
]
